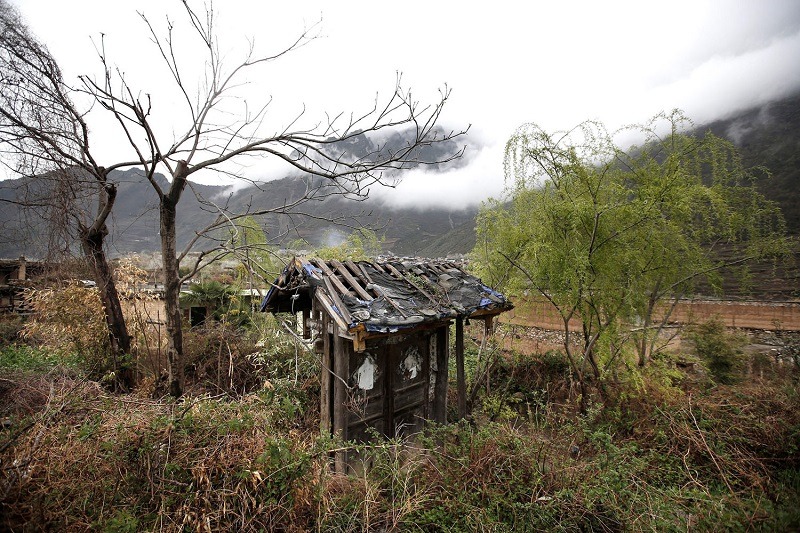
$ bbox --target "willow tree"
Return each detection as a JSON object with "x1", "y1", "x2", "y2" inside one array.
[
  {"x1": 474, "y1": 112, "x2": 786, "y2": 400},
  {"x1": 76, "y1": 3, "x2": 465, "y2": 397}
]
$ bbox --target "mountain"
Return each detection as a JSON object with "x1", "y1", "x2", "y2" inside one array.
[
  {"x1": 0, "y1": 128, "x2": 478, "y2": 259},
  {"x1": 1, "y1": 96, "x2": 798, "y2": 264},
  {"x1": 702, "y1": 93, "x2": 800, "y2": 234},
  {"x1": 427, "y1": 92, "x2": 800, "y2": 255}
]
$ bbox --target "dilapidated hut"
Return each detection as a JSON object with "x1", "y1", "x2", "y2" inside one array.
[{"x1": 260, "y1": 257, "x2": 512, "y2": 469}]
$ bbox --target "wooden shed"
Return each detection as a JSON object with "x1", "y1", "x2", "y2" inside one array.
[{"x1": 260, "y1": 257, "x2": 512, "y2": 469}]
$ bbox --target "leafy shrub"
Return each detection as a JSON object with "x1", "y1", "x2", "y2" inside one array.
[
  {"x1": 0, "y1": 345, "x2": 68, "y2": 372},
  {"x1": 686, "y1": 318, "x2": 746, "y2": 384}
]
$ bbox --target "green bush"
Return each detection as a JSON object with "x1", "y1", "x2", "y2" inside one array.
[
  {"x1": 687, "y1": 318, "x2": 746, "y2": 384},
  {"x1": 0, "y1": 345, "x2": 65, "y2": 371}
]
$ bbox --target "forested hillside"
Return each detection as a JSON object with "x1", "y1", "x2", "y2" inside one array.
[
  {"x1": 703, "y1": 92, "x2": 800, "y2": 234},
  {"x1": 1, "y1": 93, "x2": 798, "y2": 261},
  {"x1": 0, "y1": 129, "x2": 478, "y2": 259}
]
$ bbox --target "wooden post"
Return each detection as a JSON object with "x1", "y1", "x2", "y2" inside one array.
[
  {"x1": 456, "y1": 316, "x2": 466, "y2": 420},
  {"x1": 16, "y1": 256, "x2": 26, "y2": 280},
  {"x1": 384, "y1": 345, "x2": 396, "y2": 438},
  {"x1": 320, "y1": 313, "x2": 331, "y2": 434},
  {"x1": 484, "y1": 316, "x2": 494, "y2": 336},
  {"x1": 302, "y1": 309, "x2": 311, "y2": 339},
  {"x1": 421, "y1": 336, "x2": 430, "y2": 421},
  {"x1": 333, "y1": 323, "x2": 349, "y2": 472},
  {"x1": 433, "y1": 325, "x2": 449, "y2": 424}
]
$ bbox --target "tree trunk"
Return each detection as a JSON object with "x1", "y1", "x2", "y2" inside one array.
[
  {"x1": 80, "y1": 224, "x2": 133, "y2": 391},
  {"x1": 160, "y1": 197, "x2": 185, "y2": 397},
  {"x1": 637, "y1": 294, "x2": 657, "y2": 367}
]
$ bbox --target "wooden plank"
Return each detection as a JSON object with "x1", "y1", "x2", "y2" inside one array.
[
  {"x1": 385, "y1": 344, "x2": 396, "y2": 438},
  {"x1": 315, "y1": 292, "x2": 350, "y2": 333},
  {"x1": 353, "y1": 329, "x2": 366, "y2": 353},
  {"x1": 434, "y1": 325, "x2": 449, "y2": 424},
  {"x1": 370, "y1": 261, "x2": 403, "y2": 282},
  {"x1": 357, "y1": 262, "x2": 375, "y2": 285},
  {"x1": 484, "y1": 316, "x2": 494, "y2": 336},
  {"x1": 345, "y1": 260, "x2": 370, "y2": 285},
  {"x1": 320, "y1": 313, "x2": 331, "y2": 434},
  {"x1": 372, "y1": 284, "x2": 408, "y2": 319},
  {"x1": 332, "y1": 260, "x2": 373, "y2": 301},
  {"x1": 312, "y1": 259, "x2": 351, "y2": 296},
  {"x1": 302, "y1": 309, "x2": 311, "y2": 339},
  {"x1": 322, "y1": 276, "x2": 354, "y2": 325},
  {"x1": 456, "y1": 316, "x2": 466, "y2": 420},
  {"x1": 333, "y1": 323, "x2": 349, "y2": 473},
  {"x1": 361, "y1": 263, "x2": 409, "y2": 319},
  {"x1": 422, "y1": 335, "x2": 430, "y2": 421},
  {"x1": 381, "y1": 262, "x2": 404, "y2": 279},
  {"x1": 391, "y1": 264, "x2": 440, "y2": 306}
]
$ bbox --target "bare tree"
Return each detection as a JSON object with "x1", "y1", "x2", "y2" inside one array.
[
  {"x1": 0, "y1": 0, "x2": 134, "y2": 389},
  {"x1": 76, "y1": 3, "x2": 466, "y2": 396}
]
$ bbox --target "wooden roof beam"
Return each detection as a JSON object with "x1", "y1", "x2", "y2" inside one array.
[
  {"x1": 331, "y1": 260, "x2": 373, "y2": 301},
  {"x1": 311, "y1": 259, "x2": 351, "y2": 297}
]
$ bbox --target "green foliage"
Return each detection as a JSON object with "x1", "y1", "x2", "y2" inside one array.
[
  {"x1": 317, "y1": 228, "x2": 384, "y2": 261},
  {"x1": 473, "y1": 111, "x2": 788, "y2": 387},
  {"x1": 0, "y1": 344, "x2": 66, "y2": 371},
  {"x1": 227, "y1": 215, "x2": 282, "y2": 286},
  {"x1": 99, "y1": 509, "x2": 139, "y2": 533},
  {"x1": 686, "y1": 318, "x2": 746, "y2": 384},
  {"x1": 181, "y1": 280, "x2": 240, "y2": 323}
]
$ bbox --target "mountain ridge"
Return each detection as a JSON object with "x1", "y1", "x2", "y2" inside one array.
[{"x1": 1, "y1": 96, "x2": 798, "y2": 261}]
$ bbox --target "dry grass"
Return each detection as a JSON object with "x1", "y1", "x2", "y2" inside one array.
[{"x1": 1, "y1": 340, "x2": 799, "y2": 531}]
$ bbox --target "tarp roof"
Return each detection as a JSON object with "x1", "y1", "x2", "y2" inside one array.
[{"x1": 260, "y1": 257, "x2": 512, "y2": 335}]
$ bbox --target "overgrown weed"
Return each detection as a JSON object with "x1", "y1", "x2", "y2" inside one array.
[{"x1": 2, "y1": 325, "x2": 799, "y2": 531}]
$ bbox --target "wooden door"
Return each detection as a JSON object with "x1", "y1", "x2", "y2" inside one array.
[{"x1": 346, "y1": 333, "x2": 430, "y2": 442}]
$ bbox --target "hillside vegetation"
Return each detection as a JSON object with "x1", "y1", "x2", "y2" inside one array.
[{"x1": 2, "y1": 93, "x2": 797, "y2": 263}]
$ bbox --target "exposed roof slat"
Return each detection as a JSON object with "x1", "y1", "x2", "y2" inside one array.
[
  {"x1": 314, "y1": 290, "x2": 351, "y2": 332},
  {"x1": 261, "y1": 257, "x2": 513, "y2": 334},
  {"x1": 356, "y1": 263, "x2": 375, "y2": 285},
  {"x1": 312, "y1": 258, "x2": 351, "y2": 297},
  {"x1": 321, "y1": 275, "x2": 354, "y2": 325},
  {"x1": 368, "y1": 261, "x2": 390, "y2": 277},
  {"x1": 387, "y1": 264, "x2": 440, "y2": 307},
  {"x1": 345, "y1": 260, "x2": 370, "y2": 286},
  {"x1": 331, "y1": 260, "x2": 373, "y2": 301}
]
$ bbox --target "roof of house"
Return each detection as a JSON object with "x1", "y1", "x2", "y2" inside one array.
[{"x1": 260, "y1": 256, "x2": 512, "y2": 335}]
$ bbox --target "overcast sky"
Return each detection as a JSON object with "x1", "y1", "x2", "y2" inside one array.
[{"x1": 11, "y1": 0, "x2": 800, "y2": 209}]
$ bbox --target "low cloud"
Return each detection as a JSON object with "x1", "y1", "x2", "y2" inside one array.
[
  {"x1": 369, "y1": 141, "x2": 506, "y2": 210},
  {"x1": 647, "y1": 29, "x2": 800, "y2": 125}
]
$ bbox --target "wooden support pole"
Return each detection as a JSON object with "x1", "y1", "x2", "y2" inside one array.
[
  {"x1": 433, "y1": 325, "x2": 449, "y2": 424},
  {"x1": 484, "y1": 316, "x2": 494, "y2": 336},
  {"x1": 320, "y1": 313, "x2": 331, "y2": 434},
  {"x1": 456, "y1": 316, "x2": 466, "y2": 420},
  {"x1": 302, "y1": 309, "x2": 311, "y2": 339},
  {"x1": 333, "y1": 324, "x2": 348, "y2": 473}
]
